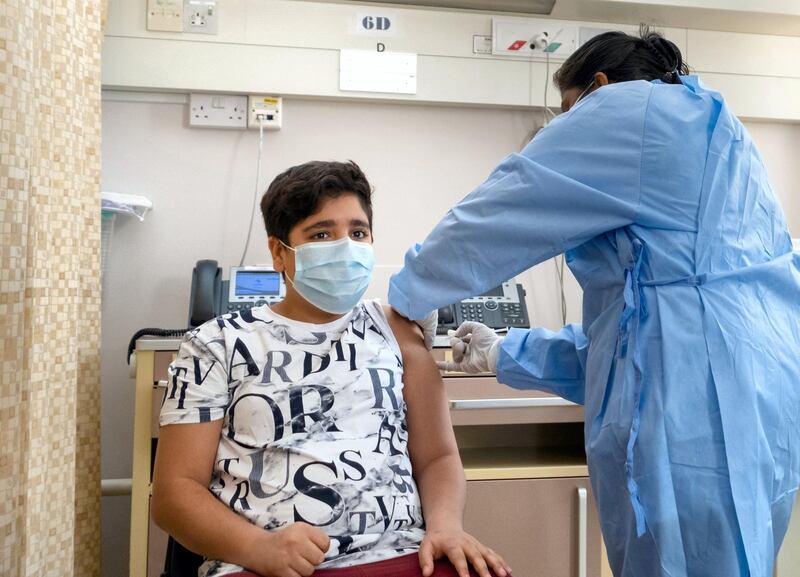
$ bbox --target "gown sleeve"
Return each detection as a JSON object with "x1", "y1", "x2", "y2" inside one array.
[
  {"x1": 388, "y1": 81, "x2": 653, "y2": 402},
  {"x1": 388, "y1": 80, "x2": 652, "y2": 320},
  {"x1": 498, "y1": 324, "x2": 588, "y2": 405}
]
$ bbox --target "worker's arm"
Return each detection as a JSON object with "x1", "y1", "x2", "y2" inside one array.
[
  {"x1": 497, "y1": 324, "x2": 587, "y2": 405},
  {"x1": 385, "y1": 308, "x2": 511, "y2": 577},
  {"x1": 388, "y1": 83, "x2": 655, "y2": 321},
  {"x1": 436, "y1": 321, "x2": 587, "y2": 405}
]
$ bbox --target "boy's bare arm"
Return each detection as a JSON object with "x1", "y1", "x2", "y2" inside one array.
[
  {"x1": 385, "y1": 307, "x2": 510, "y2": 577},
  {"x1": 152, "y1": 421, "x2": 329, "y2": 577}
]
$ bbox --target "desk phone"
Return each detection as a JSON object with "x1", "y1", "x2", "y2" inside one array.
[
  {"x1": 436, "y1": 282, "x2": 530, "y2": 346},
  {"x1": 189, "y1": 260, "x2": 285, "y2": 327}
]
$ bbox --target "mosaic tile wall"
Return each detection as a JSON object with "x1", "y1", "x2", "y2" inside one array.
[{"x1": 0, "y1": 1, "x2": 105, "y2": 575}]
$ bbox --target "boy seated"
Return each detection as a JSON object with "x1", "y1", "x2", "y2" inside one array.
[{"x1": 152, "y1": 161, "x2": 510, "y2": 577}]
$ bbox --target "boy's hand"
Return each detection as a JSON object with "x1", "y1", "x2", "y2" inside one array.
[
  {"x1": 418, "y1": 529, "x2": 511, "y2": 577},
  {"x1": 249, "y1": 522, "x2": 330, "y2": 577}
]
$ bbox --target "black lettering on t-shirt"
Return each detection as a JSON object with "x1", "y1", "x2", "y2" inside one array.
[
  {"x1": 389, "y1": 463, "x2": 415, "y2": 494},
  {"x1": 217, "y1": 312, "x2": 244, "y2": 330},
  {"x1": 375, "y1": 495, "x2": 397, "y2": 530},
  {"x1": 368, "y1": 367, "x2": 399, "y2": 411},
  {"x1": 228, "y1": 393, "x2": 286, "y2": 445},
  {"x1": 260, "y1": 350, "x2": 293, "y2": 384},
  {"x1": 168, "y1": 366, "x2": 189, "y2": 409},
  {"x1": 350, "y1": 315, "x2": 383, "y2": 341},
  {"x1": 218, "y1": 457, "x2": 239, "y2": 474},
  {"x1": 228, "y1": 338, "x2": 260, "y2": 383},
  {"x1": 348, "y1": 511, "x2": 376, "y2": 533},
  {"x1": 339, "y1": 450, "x2": 366, "y2": 482},
  {"x1": 303, "y1": 351, "x2": 331, "y2": 378},
  {"x1": 192, "y1": 356, "x2": 216, "y2": 385},
  {"x1": 292, "y1": 461, "x2": 344, "y2": 526},
  {"x1": 248, "y1": 451, "x2": 290, "y2": 498},
  {"x1": 289, "y1": 385, "x2": 342, "y2": 434},
  {"x1": 331, "y1": 339, "x2": 358, "y2": 371},
  {"x1": 330, "y1": 535, "x2": 355, "y2": 556},
  {"x1": 229, "y1": 480, "x2": 251, "y2": 510},
  {"x1": 373, "y1": 414, "x2": 404, "y2": 456}
]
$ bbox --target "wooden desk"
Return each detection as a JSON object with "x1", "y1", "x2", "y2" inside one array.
[{"x1": 130, "y1": 338, "x2": 179, "y2": 577}]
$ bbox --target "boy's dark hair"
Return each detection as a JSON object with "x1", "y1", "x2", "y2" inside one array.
[
  {"x1": 260, "y1": 160, "x2": 373, "y2": 244},
  {"x1": 553, "y1": 25, "x2": 689, "y2": 92}
]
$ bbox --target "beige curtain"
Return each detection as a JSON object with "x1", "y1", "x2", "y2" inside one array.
[{"x1": 0, "y1": 1, "x2": 104, "y2": 575}]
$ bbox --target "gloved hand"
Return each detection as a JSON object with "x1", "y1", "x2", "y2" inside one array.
[
  {"x1": 436, "y1": 321, "x2": 502, "y2": 374},
  {"x1": 414, "y1": 309, "x2": 439, "y2": 351}
]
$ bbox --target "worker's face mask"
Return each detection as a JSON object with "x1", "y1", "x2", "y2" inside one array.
[{"x1": 281, "y1": 237, "x2": 374, "y2": 314}]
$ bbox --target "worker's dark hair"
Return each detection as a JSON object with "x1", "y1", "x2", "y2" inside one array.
[
  {"x1": 553, "y1": 25, "x2": 689, "y2": 92},
  {"x1": 260, "y1": 160, "x2": 373, "y2": 244}
]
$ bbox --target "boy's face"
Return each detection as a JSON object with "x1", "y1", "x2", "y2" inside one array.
[{"x1": 269, "y1": 192, "x2": 372, "y2": 284}]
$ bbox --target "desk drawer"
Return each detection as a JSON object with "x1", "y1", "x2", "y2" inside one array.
[{"x1": 445, "y1": 376, "x2": 583, "y2": 425}]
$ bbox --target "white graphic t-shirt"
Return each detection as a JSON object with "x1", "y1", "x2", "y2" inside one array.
[{"x1": 160, "y1": 300, "x2": 425, "y2": 576}]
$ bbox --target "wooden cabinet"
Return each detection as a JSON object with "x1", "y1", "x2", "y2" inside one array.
[
  {"x1": 464, "y1": 478, "x2": 602, "y2": 577},
  {"x1": 444, "y1": 372, "x2": 608, "y2": 576}
]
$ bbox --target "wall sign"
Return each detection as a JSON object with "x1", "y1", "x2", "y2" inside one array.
[{"x1": 354, "y1": 12, "x2": 398, "y2": 36}]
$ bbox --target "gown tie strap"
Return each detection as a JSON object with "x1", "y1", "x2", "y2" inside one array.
[{"x1": 618, "y1": 239, "x2": 708, "y2": 538}]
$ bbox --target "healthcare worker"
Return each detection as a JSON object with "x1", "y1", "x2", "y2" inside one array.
[{"x1": 389, "y1": 28, "x2": 800, "y2": 577}]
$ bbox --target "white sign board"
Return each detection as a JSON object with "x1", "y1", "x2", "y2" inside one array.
[{"x1": 339, "y1": 49, "x2": 417, "y2": 95}]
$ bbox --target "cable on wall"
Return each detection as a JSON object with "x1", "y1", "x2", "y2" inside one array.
[{"x1": 238, "y1": 115, "x2": 266, "y2": 267}]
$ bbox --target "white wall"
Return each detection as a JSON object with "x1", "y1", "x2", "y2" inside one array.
[
  {"x1": 100, "y1": 94, "x2": 800, "y2": 576},
  {"x1": 745, "y1": 122, "x2": 800, "y2": 234}
]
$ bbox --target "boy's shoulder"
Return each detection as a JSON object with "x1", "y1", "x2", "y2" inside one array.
[{"x1": 372, "y1": 302, "x2": 423, "y2": 350}]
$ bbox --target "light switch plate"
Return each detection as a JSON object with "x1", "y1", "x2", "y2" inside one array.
[
  {"x1": 189, "y1": 94, "x2": 247, "y2": 129},
  {"x1": 184, "y1": 0, "x2": 218, "y2": 35},
  {"x1": 147, "y1": 0, "x2": 183, "y2": 32}
]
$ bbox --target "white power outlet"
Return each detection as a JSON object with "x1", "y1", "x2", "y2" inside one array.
[
  {"x1": 248, "y1": 96, "x2": 282, "y2": 130},
  {"x1": 184, "y1": 0, "x2": 218, "y2": 35},
  {"x1": 189, "y1": 94, "x2": 247, "y2": 129},
  {"x1": 147, "y1": 0, "x2": 183, "y2": 32}
]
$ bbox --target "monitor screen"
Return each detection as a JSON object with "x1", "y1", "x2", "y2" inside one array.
[
  {"x1": 235, "y1": 271, "x2": 281, "y2": 296},
  {"x1": 480, "y1": 285, "x2": 505, "y2": 298}
]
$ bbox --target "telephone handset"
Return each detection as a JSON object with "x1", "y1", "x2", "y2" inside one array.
[
  {"x1": 188, "y1": 259, "x2": 286, "y2": 327},
  {"x1": 189, "y1": 259, "x2": 222, "y2": 327},
  {"x1": 435, "y1": 281, "x2": 530, "y2": 347}
]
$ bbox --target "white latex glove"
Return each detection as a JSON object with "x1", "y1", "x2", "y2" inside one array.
[
  {"x1": 414, "y1": 309, "x2": 439, "y2": 351},
  {"x1": 436, "y1": 321, "x2": 502, "y2": 374}
]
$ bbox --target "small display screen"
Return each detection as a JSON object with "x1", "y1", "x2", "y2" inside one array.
[
  {"x1": 480, "y1": 285, "x2": 505, "y2": 298},
  {"x1": 235, "y1": 271, "x2": 281, "y2": 296}
]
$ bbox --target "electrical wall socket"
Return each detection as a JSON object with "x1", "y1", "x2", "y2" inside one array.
[
  {"x1": 248, "y1": 96, "x2": 282, "y2": 130},
  {"x1": 147, "y1": 0, "x2": 183, "y2": 32},
  {"x1": 189, "y1": 94, "x2": 247, "y2": 129},
  {"x1": 184, "y1": 0, "x2": 218, "y2": 35}
]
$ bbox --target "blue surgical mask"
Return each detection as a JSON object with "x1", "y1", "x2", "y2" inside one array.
[{"x1": 281, "y1": 237, "x2": 374, "y2": 314}]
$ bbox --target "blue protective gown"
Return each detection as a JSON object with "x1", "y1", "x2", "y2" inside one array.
[{"x1": 388, "y1": 76, "x2": 800, "y2": 577}]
